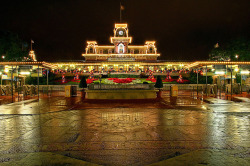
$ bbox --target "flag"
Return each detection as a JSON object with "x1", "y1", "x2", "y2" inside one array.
[
  {"x1": 31, "y1": 40, "x2": 34, "y2": 43},
  {"x1": 121, "y1": 5, "x2": 125, "y2": 10}
]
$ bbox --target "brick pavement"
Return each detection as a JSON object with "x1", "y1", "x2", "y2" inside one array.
[{"x1": 0, "y1": 95, "x2": 249, "y2": 165}]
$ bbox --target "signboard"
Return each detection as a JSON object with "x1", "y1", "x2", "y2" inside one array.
[
  {"x1": 1, "y1": 75, "x2": 11, "y2": 80},
  {"x1": 65, "y1": 86, "x2": 71, "y2": 97},
  {"x1": 108, "y1": 58, "x2": 135, "y2": 61}
]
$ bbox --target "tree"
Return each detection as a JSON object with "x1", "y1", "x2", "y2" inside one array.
[
  {"x1": 189, "y1": 70, "x2": 213, "y2": 84},
  {"x1": 0, "y1": 31, "x2": 29, "y2": 61},
  {"x1": 79, "y1": 76, "x2": 87, "y2": 88},
  {"x1": 209, "y1": 37, "x2": 250, "y2": 61},
  {"x1": 236, "y1": 73, "x2": 241, "y2": 84},
  {"x1": 154, "y1": 76, "x2": 163, "y2": 88}
]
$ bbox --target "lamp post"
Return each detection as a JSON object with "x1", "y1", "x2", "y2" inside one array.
[
  {"x1": 197, "y1": 68, "x2": 199, "y2": 98},
  {"x1": 99, "y1": 74, "x2": 102, "y2": 89},
  {"x1": 206, "y1": 65, "x2": 207, "y2": 96},
  {"x1": 231, "y1": 65, "x2": 233, "y2": 100},
  {"x1": 0, "y1": 72, "x2": 2, "y2": 87},
  {"x1": 11, "y1": 65, "x2": 14, "y2": 103}
]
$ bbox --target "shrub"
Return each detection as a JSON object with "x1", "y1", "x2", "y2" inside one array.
[
  {"x1": 79, "y1": 77, "x2": 87, "y2": 88},
  {"x1": 140, "y1": 73, "x2": 147, "y2": 78},
  {"x1": 236, "y1": 73, "x2": 241, "y2": 84},
  {"x1": 109, "y1": 74, "x2": 138, "y2": 78},
  {"x1": 188, "y1": 71, "x2": 213, "y2": 84},
  {"x1": 143, "y1": 81, "x2": 149, "y2": 84},
  {"x1": 154, "y1": 76, "x2": 163, "y2": 88}
]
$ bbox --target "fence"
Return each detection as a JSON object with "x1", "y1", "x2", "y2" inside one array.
[
  {"x1": 1, "y1": 83, "x2": 250, "y2": 104},
  {"x1": 88, "y1": 84, "x2": 154, "y2": 90}
]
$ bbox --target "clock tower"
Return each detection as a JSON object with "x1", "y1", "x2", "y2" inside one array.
[
  {"x1": 83, "y1": 23, "x2": 160, "y2": 62},
  {"x1": 111, "y1": 24, "x2": 132, "y2": 54}
]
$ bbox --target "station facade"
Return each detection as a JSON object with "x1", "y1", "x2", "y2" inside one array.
[
  {"x1": 80, "y1": 23, "x2": 187, "y2": 72},
  {"x1": 0, "y1": 23, "x2": 249, "y2": 81}
]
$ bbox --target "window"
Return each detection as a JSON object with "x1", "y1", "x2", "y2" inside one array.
[
  {"x1": 89, "y1": 47, "x2": 93, "y2": 53},
  {"x1": 130, "y1": 49, "x2": 134, "y2": 54},
  {"x1": 99, "y1": 49, "x2": 103, "y2": 54},
  {"x1": 118, "y1": 43, "x2": 124, "y2": 54},
  {"x1": 149, "y1": 47, "x2": 153, "y2": 53},
  {"x1": 108, "y1": 49, "x2": 112, "y2": 54}
]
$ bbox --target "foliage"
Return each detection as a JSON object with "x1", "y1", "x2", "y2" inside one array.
[
  {"x1": 188, "y1": 71, "x2": 213, "y2": 84},
  {"x1": 236, "y1": 73, "x2": 241, "y2": 84},
  {"x1": 0, "y1": 31, "x2": 29, "y2": 61},
  {"x1": 79, "y1": 76, "x2": 87, "y2": 88},
  {"x1": 139, "y1": 72, "x2": 147, "y2": 78},
  {"x1": 154, "y1": 76, "x2": 163, "y2": 88},
  {"x1": 108, "y1": 74, "x2": 138, "y2": 78},
  {"x1": 209, "y1": 37, "x2": 250, "y2": 61},
  {"x1": 25, "y1": 72, "x2": 59, "y2": 85}
]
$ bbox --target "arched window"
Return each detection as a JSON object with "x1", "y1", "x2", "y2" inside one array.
[
  {"x1": 89, "y1": 47, "x2": 93, "y2": 53},
  {"x1": 118, "y1": 43, "x2": 124, "y2": 54},
  {"x1": 149, "y1": 47, "x2": 153, "y2": 53}
]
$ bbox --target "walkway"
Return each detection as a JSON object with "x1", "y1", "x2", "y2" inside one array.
[{"x1": 0, "y1": 95, "x2": 249, "y2": 165}]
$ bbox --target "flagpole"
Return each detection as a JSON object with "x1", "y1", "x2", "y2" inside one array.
[
  {"x1": 120, "y1": 1, "x2": 122, "y2": 23},
  {"x1": 31, "y1": 39, "x2": 33, "y2": 50}
]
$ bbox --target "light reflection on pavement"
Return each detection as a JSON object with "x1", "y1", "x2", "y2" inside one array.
[{"x1": 0, "y1": 97, "x2": 249, "y2": 165}]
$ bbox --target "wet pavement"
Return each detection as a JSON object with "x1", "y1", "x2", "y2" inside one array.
[{"x1": 0, "y1": 94, "x2": 250, "y2": 165}]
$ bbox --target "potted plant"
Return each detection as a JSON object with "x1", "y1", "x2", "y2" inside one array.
[
  {"x1": 154, "y1": 76, "x2": 163, "y2": 98},
  {"x1": 79, "y1": 76, "x2": 87, "y2": 98}
]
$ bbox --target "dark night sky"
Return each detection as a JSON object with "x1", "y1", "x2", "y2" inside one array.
[{"x1": 0, "y1": 0, "x2": 249, "y2": 61}]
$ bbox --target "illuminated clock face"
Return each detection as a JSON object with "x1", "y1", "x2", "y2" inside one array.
[{"x1": 119, "y1": 30, "x2": 124, "y2": 36}]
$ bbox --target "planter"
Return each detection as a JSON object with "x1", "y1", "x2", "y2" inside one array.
[
  {"x1": 85, "y1": 90, "x2": 158, "y2": 99},
  {"x1": 81, "y1": 90, "x2": 86, "y2": 98},
  {"x1": 156, "y1": 89, "x2": 163, "y2": 98}
]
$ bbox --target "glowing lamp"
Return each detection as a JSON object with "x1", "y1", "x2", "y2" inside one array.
[
  {"x1": 215, "y1": 71, "x2": 225, "y2": 75},
  {"x1": 241, "y1": 71, "x2": 249, "y2": 75},
  {"x1": 20, "y1": 72, "x2": 31, "y2": 75}
]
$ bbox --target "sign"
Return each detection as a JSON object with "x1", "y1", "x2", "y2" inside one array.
[
  {"x1": 65, "y1": 86, "x2": 71, "y2": 97},
  {"x1": 2, "y1": 75, "x2": 11, "y2": 80},
  {"x1": 171, "y1": 85, "x2": 178, "y2": 97},
  {"x1": 108, "y1": 58, "x2": 135, "y2": 61}
]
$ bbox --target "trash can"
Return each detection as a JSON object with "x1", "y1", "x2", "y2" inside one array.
[
  {"x1": 65, "y1": 86, "x2": 71, "y2": 97},
  {"x1": 171, "y1": 85, "x2": 178, "y2": 97}
]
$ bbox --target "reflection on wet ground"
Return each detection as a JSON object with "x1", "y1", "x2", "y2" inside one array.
[{"x1": 0, "y1": 97, "x2": 249, "y2": 165}]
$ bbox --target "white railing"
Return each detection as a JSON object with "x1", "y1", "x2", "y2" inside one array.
[{"x1": 88, "y1": 84, "x2": 154, "y2": 90}]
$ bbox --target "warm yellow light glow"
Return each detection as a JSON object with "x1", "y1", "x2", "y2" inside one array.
[
  {"x1": 4, "y1": 68, "x2": 8, "y2": 72},
  {"x1": 29, "y1": 50, "x2": 37, "y2": 61},
  {"x1": 20, "y1": 72, "x2": 31, "y2": 75},
  {"x1": 115, "y1": 23, "x2": 128, "y2": 28},
  {"x1": 241, "y1": 71, "x2": 249, "y2": 74},
  {"x1": 82, "y1": 53, "x2": 160, "y2": 56},
  {"x1": 87, "y1": 41, "x2": 97, "y2": 45},
  {"x1": 215, "y1": 71, "x2": 225, "y2": 75},
  {"x1": 235, "y1": 68, "x2": 239, "y2": 72}
]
